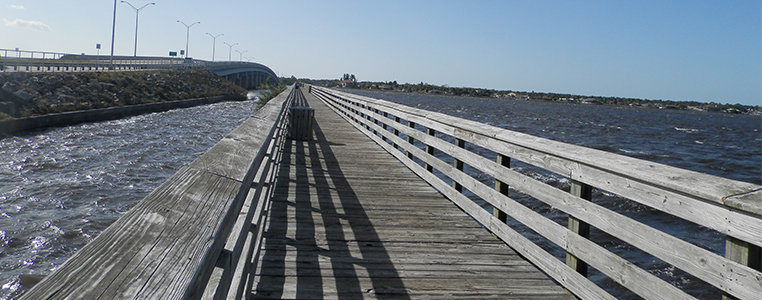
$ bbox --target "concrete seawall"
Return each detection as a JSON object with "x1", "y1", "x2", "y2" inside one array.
[{"x1": 0, "y1": 94, "x2": 246, "y2": 134}]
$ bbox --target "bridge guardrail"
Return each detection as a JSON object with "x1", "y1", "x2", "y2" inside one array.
[
  {"x1": 0, "y1": 48, "x2": 277, "y2": 75},
  {"x1": 311, "y1": 86, "x2": 762, "y2": 300},
  {"x1": 19, "y1": 86, "x2": 298, "y2": 300}
]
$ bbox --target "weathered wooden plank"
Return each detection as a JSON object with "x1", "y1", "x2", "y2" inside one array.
[
  {"x1": 253, "y1": 277, "x2": 574, "y2": 300},
  {"x1": 20, "y1": 167, "x2": 240, "y2": 299}
]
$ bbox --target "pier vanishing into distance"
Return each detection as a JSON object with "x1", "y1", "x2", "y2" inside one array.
[{"x1": 3, "y1": 54, "x2": 761, "y2": 299}]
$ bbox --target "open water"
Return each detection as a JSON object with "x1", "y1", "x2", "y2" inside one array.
[
  {"x1": 0, "y1": 95, "x2": 260, "y2": 299},
  {"x1": 1, "y1": 88, "x2": 760, "y2": 299}
]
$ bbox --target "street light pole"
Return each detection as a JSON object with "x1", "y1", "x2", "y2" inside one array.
[
  {"x1": 121, "y1": 1, "x2": 155, "y2": 57},
  {"x1": 206, "y1": 33, "x2": 223, "y2": 61},
  {"x1": 223, "y1": 42, "x2": 237, "y2": 61},
  {"x1": 177, "y1": 20, "x2": 200, "y2": 58},
  {"x1": 110, "y1": 0, "x2": 117, "y2": 68},
  {"x1": 235, "y1": 50, "x2": 248, "y2": 61}
]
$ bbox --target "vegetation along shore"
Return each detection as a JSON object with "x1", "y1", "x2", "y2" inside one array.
[{"x1": 284, "y1": 76, "x2": 760, "y2": 115}]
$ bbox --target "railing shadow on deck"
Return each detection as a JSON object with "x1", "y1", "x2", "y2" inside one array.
[{"x1": 254, "y1": 119, "x2": 409, "y2": 299}]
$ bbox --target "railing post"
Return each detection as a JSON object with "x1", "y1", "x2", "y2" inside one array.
[
  {"x1": 453, "y1": 139, "x2": 465, "y2": 192},
  {"x1": 424, "y1": 128, "x2": 436, "y2": 172},
  {"x1": 493, "y1": 154, "x2": 509, "y2": 222},
  {"x1": 372, "y1": 108, "x2": 379, "y2": 136},
  {"x1": 381, "y1": 112, "x2": 389, "y2": 143},
  {"x1": 407, "y1": 121, "x2": 416, "y2": 159},
  {"x1": 723, "y1": 237, "x2": 762, "y2": 300},
  {"x1": 393, "y1": 116, "x2": 401, "y2": 150},
  {"x1": 566, "y1": 180, "x2": 592, "y2": 276}
]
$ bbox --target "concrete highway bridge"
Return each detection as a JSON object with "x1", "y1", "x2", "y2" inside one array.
[{"x1": 0, "y1": 48, "x2": 278, "y2": 89}]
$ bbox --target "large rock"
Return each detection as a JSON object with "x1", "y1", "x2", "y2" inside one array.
[
  {"x1": 0, "y1": 101, "x2": 16, "y2": 117},
  {"x1": 13, "y1": 89, "x2": 37, "y2": 101},
  {"x1": 2, "y1": 81, "x2": 21, "y2": 93}
]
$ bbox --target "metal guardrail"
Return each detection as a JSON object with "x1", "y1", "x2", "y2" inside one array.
[{"x1": 0, "y1": 48, "x2": 272, "y2": 74}]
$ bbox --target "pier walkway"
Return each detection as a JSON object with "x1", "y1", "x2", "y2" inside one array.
[{"x1": 250, "y1": 89, "x2": 574, "y2": 299}]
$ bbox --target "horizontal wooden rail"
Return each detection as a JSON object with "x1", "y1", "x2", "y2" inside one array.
[
  {"x1": 311, "y1": 86, "x2": 762, "y2": 300},
  {"x1": 19, "y1": 86, "x2": 297, "y2": 300}
]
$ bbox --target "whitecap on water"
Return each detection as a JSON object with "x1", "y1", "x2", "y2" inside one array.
[
  {"x1": 674, "y1": 127, "x2": 699, "y2": 133},
  {"x1": 29, "y1": 236, "x2": 47, "y2": 249}
]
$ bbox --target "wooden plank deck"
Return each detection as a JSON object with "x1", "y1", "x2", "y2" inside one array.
[{"x1": 250, "y1": 88, "x2": 575, "y2": 299}]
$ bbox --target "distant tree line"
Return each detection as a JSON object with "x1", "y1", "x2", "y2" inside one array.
[{"x1": 279, "y1": 77, "x2": 759, "y2": 115}]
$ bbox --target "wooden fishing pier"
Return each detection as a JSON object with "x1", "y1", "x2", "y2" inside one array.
[{"x1": 19, "y1": 85, "x2": 762, "y2": 299}]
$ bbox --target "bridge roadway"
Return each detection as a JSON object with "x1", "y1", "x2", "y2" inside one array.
[{"x1": 250, "y1": 88, "x2": 574, "y2": 299}]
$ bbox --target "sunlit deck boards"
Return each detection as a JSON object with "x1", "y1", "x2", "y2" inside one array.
[{"x1": 251, "y1": 89, "x2": 574, "y2": 299}]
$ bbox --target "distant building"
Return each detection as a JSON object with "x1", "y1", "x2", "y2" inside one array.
[
  {"x1": 581, "y1": 98, "x2": 602, "y2": 105},
  {"x1": 340, "y1": 73, "x2": 357, "y2": 88}
]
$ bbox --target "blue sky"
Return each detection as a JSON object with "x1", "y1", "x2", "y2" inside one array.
[{"x1": 1, "y1": 0, "x2": 760, "y2": 106}]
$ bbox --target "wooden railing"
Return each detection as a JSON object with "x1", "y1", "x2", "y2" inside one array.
[
  {"x1": 19, "y1": 86, "x2": 297, "y2": 300},
  {"x1": 311, "y1": 86, "x2": 762, "y2": 299}
]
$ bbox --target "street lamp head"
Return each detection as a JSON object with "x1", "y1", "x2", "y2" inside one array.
[
  {"x1": 122, "y1": 1, "x2": 154, "y2": 11},
  {"x1": 122, "y1": 1, "x2": 155, "y2": 56}
]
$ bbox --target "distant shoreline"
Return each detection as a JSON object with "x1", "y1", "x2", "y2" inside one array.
[{"x1": 284, "y1": 78, "x2": 760, "y2": 115}]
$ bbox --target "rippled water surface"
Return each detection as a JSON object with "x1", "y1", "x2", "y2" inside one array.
[{"x1": 0, "y1": 97, "x2": 260, "y2": 299}]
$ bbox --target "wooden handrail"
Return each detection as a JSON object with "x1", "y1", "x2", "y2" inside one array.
[
  {"x1": 311, "y1": 86, "x2": 762, "y2": 300},
  {"x1": 20, "y1": 86, "x2": 297, "y2": 300}
]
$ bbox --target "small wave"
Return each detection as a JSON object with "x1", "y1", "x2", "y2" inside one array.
[
  {"x1": 591, "y1": 145, "x2": 622, "y2": 153},
  {"x1": 618, "y1": 148, "x2": 682, "y2": 161},
  {"x1": 675, "y1": 127, "x2": 699, "y2": 133}
]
